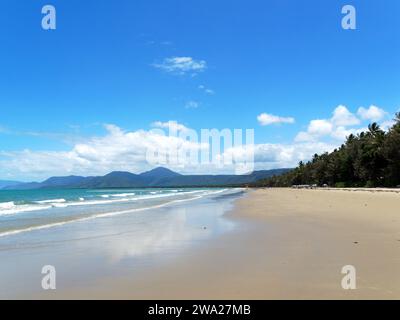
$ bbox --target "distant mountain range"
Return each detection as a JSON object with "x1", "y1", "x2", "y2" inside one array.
[
  {"x1": 1, "y1": 167, "x2": 291, "y2": 190},
  {"x1": 0, "y1": 180, "x2": 23, "y2": 189}
]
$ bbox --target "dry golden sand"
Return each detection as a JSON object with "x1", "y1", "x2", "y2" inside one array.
[{"x1": 57, "y1": 188, "x2": 400, "y2": 300}]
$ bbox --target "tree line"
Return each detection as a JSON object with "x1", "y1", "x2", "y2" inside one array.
[{"x1": 253, "y1": 113, "x2": 400, "y2": 188}]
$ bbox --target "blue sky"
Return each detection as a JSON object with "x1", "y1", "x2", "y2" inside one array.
[{"x1": 0, "y1": 0, "x2": 399, "y2": 180}]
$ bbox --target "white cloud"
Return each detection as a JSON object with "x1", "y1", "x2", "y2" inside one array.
[
  {"x1": 331, "y1": 126, "x2": 366, "y2": 141},
  {"x1": 295, "y1": 105, "x2": 385, "y2": 142},
  {"x1": 153, "y1": 57, "x2": 207, "y2": 75},
  {"x1": 151, "y1": 121, "x2": 190, "y2": 132},
  {"x1": 357, "y1": 105, "x2": 387, "y2": 121},
  {"x1": 308, "y1": 119, "x2": 333, "y2": 136},
  {"x1": 380, "y1": 120, "x2": 396, "y2": 131},
  {"x1": 294, "y1": 131, "x2": 315, "y2": 142},
  {"x1": 0, "y1": 119, "x2": 336, "y2": 181},
  {"x1": 221, "y1": 142, "x2": 336, "y2": 170},
  {"x1": 0, "y1": 124, "x2": 206, "y2": 180},
  {"x1": 295, "y1": 119, "x2": 333, "y2": 142},
  {"x1": 331, "y1": 105, "x2": 360, "y2": 126},
  {"x1": 257, "y1": 113, "x2": 295, "y2": 126}
]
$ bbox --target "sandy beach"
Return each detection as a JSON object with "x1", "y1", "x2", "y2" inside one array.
[{"x1": 43, "y1": 188, "x2": 400, "y2": 300}]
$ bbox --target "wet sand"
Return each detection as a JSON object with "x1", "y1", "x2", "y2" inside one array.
[{"x1": 47, "y1": 188, "x2": 400, "y2": 300}]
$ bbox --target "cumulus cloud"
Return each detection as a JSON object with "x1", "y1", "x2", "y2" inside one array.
[
  {"x1": 330, "y1": 126, "x2": 366, "y2": 141},
  {"x1": 308, "y1": 119, "x2": 333, "y2": 136},
  {"x1": 153, "y1": 57, "x2": 207, "y2": 75},
  {"x1": 295, "y1": 105, "x2": 381, "y2": 142},
  {"x1": 331, "y1": 105, "x2": 360, "y2": 126},
  {"x1": 357, "y1": 105, "x2": 387, "y2": 121},
  {"x1": 0, "y1": 124, "x2": 206, "y2": 180},
  {"x1": 257, "y1": 113, "x2": 295, "y2": 126},
  {"x1": 296, "y1": 119, "x2": 332, "y2": 142},
  {"x1": 294, "y1": 131, "x2": 315, "y2": 142},
  {"x1": 221, "y1": 142, "x2": 336, "y2": 170},
  {"x1": 0, "y1": 120, "x2": 336, "y2": 180}
]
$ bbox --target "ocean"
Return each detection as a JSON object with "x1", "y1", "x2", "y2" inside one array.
[{"x1": 0, "y1": 188, "x2": 236, "y2": 238}]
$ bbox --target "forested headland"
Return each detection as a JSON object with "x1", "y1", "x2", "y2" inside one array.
[{"x1": 254, "y1": 113, "x2": 400, "y2": 188}]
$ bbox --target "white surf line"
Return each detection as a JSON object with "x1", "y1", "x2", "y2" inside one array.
[
  {"x1": 0, "y1": 189, "x2": 209, "y2": 216},
  {"x1": 0, "y1": 189, "x2": 228, "y2": 238},
  {"x1": 36, "y1": 198, "x2": 66, "y2": 204},
  {"x1": 0, "y1": 204, "x2": 53, "y2": 216}
]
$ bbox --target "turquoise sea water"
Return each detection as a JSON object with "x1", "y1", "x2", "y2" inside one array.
[{"x1": 0, "y1": 188, "x2": 231, "y2": 237}]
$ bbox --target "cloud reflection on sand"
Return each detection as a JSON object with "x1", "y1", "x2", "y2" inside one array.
[{"x1": 70, "y1": 191, "x2": 237, "y2": 264}]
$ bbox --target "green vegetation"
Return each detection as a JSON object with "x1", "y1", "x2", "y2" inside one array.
[{"x1": 254, "y1": 113, "x2": 400, "y2": 188}]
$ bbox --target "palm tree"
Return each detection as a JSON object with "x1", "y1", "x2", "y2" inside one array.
[
  {"x1": 367, "y1": 123, "x2": 383, "y2": 138},
  {"x1": 347, "y1": 133, "x2": 355, "y2": 143}
]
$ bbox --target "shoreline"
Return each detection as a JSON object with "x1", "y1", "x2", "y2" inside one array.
[{"x1": 284, "y1": 187, "x2": 400, "y2": 193}]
